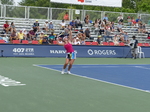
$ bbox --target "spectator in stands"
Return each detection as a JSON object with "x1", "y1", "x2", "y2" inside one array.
[
  {"x1": 80, "y1": 37, "x2": 85, "y2": 45},
  {"x1": 103, "y1": 27, "x2": 113, "y2": 42},
  {"x1": 117, "y1": 22, "x2": 124, "y2": 33},
  {"x1": 59, "y1": 20, "x2": 66, "y2": 30},
  {"x1": 94, "y1": 19, "x2": 99, "y2": 30},
  {"x1": 136, "y1": 16, "x2": 142, "y2": 24},
  {"x1": 131, "y1": 17, "x2": 136, "y2": 26},
  {"x1": 110, "y1": 22, "x2": 115, "y2": 32},
  {"x1": 77, "y1": 31, "x2": 86, "y2": 40},
  {"x1": 97, "y1": 35, "x2": 103, "y2": 45},
  {"x1": 42, "y1": 35, "x2": 50, "y2": 45},
  {"x1": 84, "y1": 28, "x2": 91, "y2": 39},
  {"x1": 2, "y1": 34, "x2": 9, "y2": 43},
  {"x1": 57, "y1": 37, "x2": 63, "y2": 44},
  {"x1": 124, "y1": 32, "x2": 129, "y2": 44},
  {"x1": 75, "y1": 17, "x2": 83, "y2": 29},
  {"x1": 84, "y1": 14, "x2": 90, "y2": 24},
  {"x1": 105, "y1": 23, "x2": 111, "y2": 31},
  {"x1": 99, "y1": 24, "x2": 105, "y2": 35},
  {"x1": 38, "y1": 31, "x2": 44, "y2": 44},
  {"x1": 22, "y1": 29, "x2": 28, "y2": 40},
  {"x1": 28, "y1": 29, "x2": 36, "y2": 40},
  {"x1": 142, "y1": 23, "x2": 147, "y2": 33},
  {"x1": 102, "y1": 19, "x2": 107, "y2": 25},
  {"x1": 117, "y1": 15, "x2": 123, "y2": 23},
  {"x1": 3, "y1": 21, "x2": 11, "y2": 34},
  {"x1": 103, "y1": 14, "x2": 108, "y2": 21},
  {"x1": 63, "y1": 12, "x2": 69, "y2": 21},
  {"x1": 17, "y1": 30, "x2": 24, "y2": 41},
  {"x1": 10, "y1": 22, "x2": 16, "y2": 33},
  {"x1": 75, "y1": 38, "x2": 81, "y2": 45},
  {"x1": 118, "y1": 33, "x2": 124, "y2": 43},
  {"x1": 10, "y1": 31, "x2": 17, "y2": 43},
  {"x1": 0, "y1": 35, "x2": 3, "y2": 40},
  {"x1": 127, "y1": 16, "x2": 132, "y2": 26},
  {"x1": 113, "y1": 35, "x2": 119, "y2": 46},
  {"x1": 63, "y1": 27, "x2": 70, "y2": 36},
  {"x1": 138, "y1": 23, "x2": 143, "y2": 33},
  {"x1": 71, "y1": 37, "x2": 76, "y2": 45},
  {"x1": 69, "y1": 20, "x2": 76, "y2": 30},
  {"x1": 48, "y1": 32, "x2": 55, "y2": 44},
  {"x1": 43, "y1": 20, "x2": 49, "y2": 32},
  {"x1": 33, "y1": 20, "x2": 40, "y2": 32},
  {"x1": 49, "y1": 21, "x2": 54, "y2": 32}
]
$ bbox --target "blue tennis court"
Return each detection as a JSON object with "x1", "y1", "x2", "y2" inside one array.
[{"x1": 35, "y1": 64, "x2": 150, "y2": 93}]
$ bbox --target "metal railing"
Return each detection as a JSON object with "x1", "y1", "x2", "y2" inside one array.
[{"x1": 0, "y1": 4, "x2": 150, "y2": 24}]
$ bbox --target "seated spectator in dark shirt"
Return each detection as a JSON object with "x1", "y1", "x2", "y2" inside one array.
[
  {"x1": 97, "y1": 35, "x2": 103, "y2": 45},
  {"x1": 69, "y1": 20, "x2": 76, "y2": 30},
  {"x1": 42, "y1": 35, "x2": 49, "y2": 45},
  {"x1": 84, "y1": 28, "x2": 91, "y2": 39},
  {"x1": 99, "y1": 24, "x2": 105, "y2": 35},
  {"x1": 28, "y1": 29, "x2": 36, "y2": 40},
  {"x1": 3, "y1": 21, "x2": 11, "y2": 34},
  {"x1": 10, "y1": 31, "x2": 18, "y2": 43},
  {"x1": 33, "y1": 20, "x2": 40, "y2": 32},
  {"x1": 75, "y1": 17, "x2": 83, "y2": 29}
]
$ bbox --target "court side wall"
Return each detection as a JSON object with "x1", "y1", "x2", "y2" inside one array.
[{"x1": 0, "y1": 44, "x2": 149, "y2": 58}]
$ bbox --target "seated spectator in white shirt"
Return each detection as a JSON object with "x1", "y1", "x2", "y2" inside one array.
[
  {"x1": 117, "y1": 15, "x2": 123, "y2": 23},
  {"x1": 22, "y1": 29, "x2": 28, "y2": 40},
  {"x1": 75, "y1": 38, "x2": 81, "y2": 45},
  {"x1": 59, "y1": 20, "x2": 66, "y2": 30},
  {"x1": 43, "y1": 20, "x2": 49, "y2": 32},
  {"x1": 117, "y1": 22, "x2": 124, "y2": 33}
]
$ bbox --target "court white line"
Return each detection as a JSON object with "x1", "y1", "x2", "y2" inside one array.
[
  {"x1": 33, "y1": 64, "x2": 150, "y2": 94},
  {"x1": 134, "y1": 66, "x2": 150, "y2": 70}
]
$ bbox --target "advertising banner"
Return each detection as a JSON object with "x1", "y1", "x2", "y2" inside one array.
[
  {"x1": 0, "y1": 44, "x2": 149, "y2": 58},
  {"x1": 50, "y1": 0, "x2": 122, "y2": 7}
]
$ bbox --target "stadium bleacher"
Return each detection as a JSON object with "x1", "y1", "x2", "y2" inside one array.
[{"x1": 0, "y1": 18, "x2": 150, "y2": 45}]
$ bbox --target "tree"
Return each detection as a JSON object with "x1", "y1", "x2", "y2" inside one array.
[{"x1": 1, "y1": 0, "x2": 14, "y2": 5}]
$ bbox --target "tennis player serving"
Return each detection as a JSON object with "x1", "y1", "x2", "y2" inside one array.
[{"x1": 57, "y1": 31, "x2": 76, "y2": 74}]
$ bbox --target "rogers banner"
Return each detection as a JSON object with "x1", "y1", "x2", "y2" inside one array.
[
  {"x1": 0, "y1": 44, "x2": 150, "y2": 58},
  {"x1": 50, "y1": 0, "x2": 122, "y2": 7}
]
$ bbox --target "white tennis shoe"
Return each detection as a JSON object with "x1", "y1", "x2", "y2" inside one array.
[
  {"x1": 61, "y1": 71, "x2": 64, "y2": 74},
  {"x1": 67, "y1": 71, "x2": 71, "y2": 74}
]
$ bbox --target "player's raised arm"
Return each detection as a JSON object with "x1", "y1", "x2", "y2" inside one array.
[{"x1": 68, "y1": 30, "x2": 72, "y2": 41}]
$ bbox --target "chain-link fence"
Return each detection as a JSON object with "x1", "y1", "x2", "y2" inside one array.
[
  {"x1": 140, "y1": 14, "x2": 150, "y2": 24},
  {"x1": 5, "y1": 5, "x2": 26, "y2": 19},
  {"x1": 0, "y1": 4, "x2": 150, "y2": 24},
  {"x1": 29, "y1": 6, "x2": 49, "y2": 19},
  {"x1": 51, "y1": 8, "x2": 70, "y2": 20}
]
